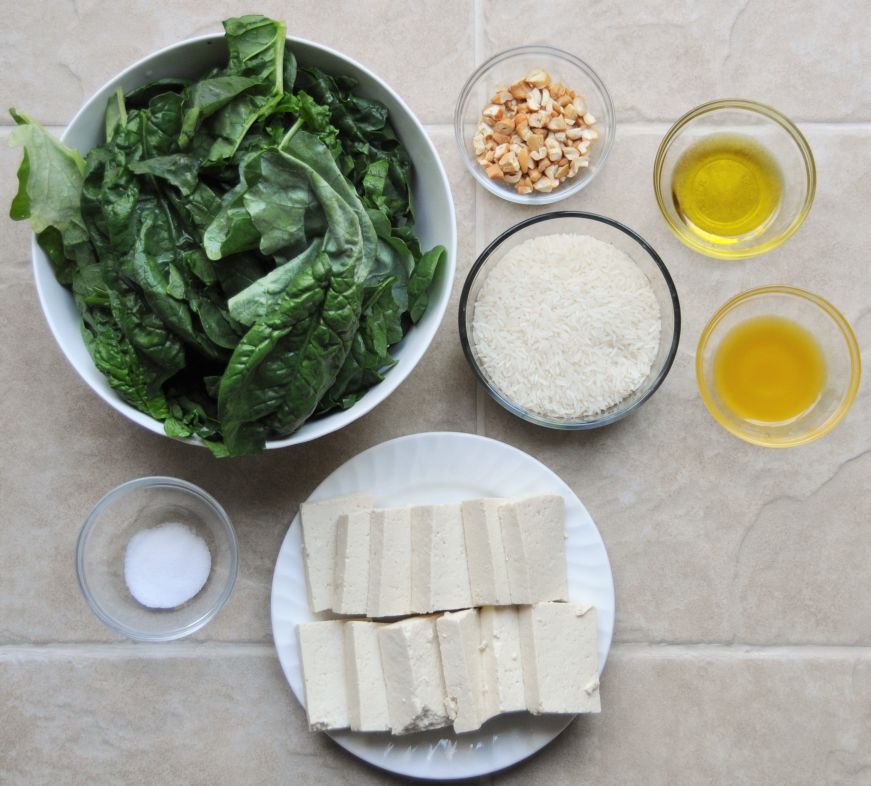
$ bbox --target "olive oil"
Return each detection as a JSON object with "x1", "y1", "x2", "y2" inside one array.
[
  {"x1": 672, "y1": 134, "x2": 783, "y2": 244},
  {"x1": 713, "y1": 316, "x2": 826, "y2": 425}
]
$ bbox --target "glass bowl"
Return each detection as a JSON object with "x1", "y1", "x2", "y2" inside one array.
[
  {"x1": 459, "y1": 211, "x2": 681, "y2": 428},
  {"x1": 455, "y1": 45, "x2": 615, "y2": 205},
  {"x1": 696, "y1": 286, "x2": 861, "y2": 447},
  {"x1": 654, "y1": 99, "x2": 815, "y2": 259},
  {"x1": 76, "y1": 477, "x2": 238, "y2": 641}
]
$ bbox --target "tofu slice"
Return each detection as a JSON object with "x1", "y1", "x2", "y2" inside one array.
[
  {"x1": 344, "y1": 621, "x2": 390, "y2": 732},
  {"x1": 499, "y1": 494, "x2": 568, "y2": 604},
  {"x1": 300, "y1": 493, "x2": 374, "y2": 613},
  {"x1": 518, "y1": 602, "x2": 601, "y2": 714},
  {"x1": 333, "y1": 510, "x2": 371, "y2": 616},
  {"x1": 378, "y1": 616, "x2": 451, "y2": 734},
  {"x1": 367, "y1": 508, "x2": 413, "y2": 618},
  {"x1": 436, "y1": 608, "x2": 485, "y2": 733},
  {"x1": 298, "y1": 621, "x2": 350, "y2": 731},
  {"x1": 411, "y1": 504, "x2": 473, "y2": 613},
  {"x1": 461, "y1": 498, "x2": 512, "y2": 606},
  {"x1": 479, "y1": 605, "x2": 526, "y2": 720}
]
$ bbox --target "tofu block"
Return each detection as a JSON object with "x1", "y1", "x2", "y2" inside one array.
[
  {"x1": 298, "y1": 621, "x2": 350, "y2": 731},
  {"x1": 499, "y1": 494, "x2": 568, "y2": 604},
  {"x1": 411, "y1": 504, "x2": 473, "y2": 613},
  {"x1": 344, "y1": 621, "x2": 390, "y2": 732},
  {"x1": 333, "y1": 510, "x2": 371, "y2": 616},
  {"x1": 461, "y1": 498, "x2": 512, "y2": 606},
  {"x1": 436, "y1": 609, "x2": 485, "y2": 733},
  {"x1": 300, "y1": 493, "x2": 373, "y2": 613},
  {"x1": 367, "y1": 508, "x2": 412, "y2": 618},
  {"x1": 479, "y1": 605, "x2": 526, "y2": 720},
  {"x1": 378, "y1": 616, "x2": 451, "y2": 734},
  {"x1": 518, "y1": 602, "x2": 601, "y2": 714}
]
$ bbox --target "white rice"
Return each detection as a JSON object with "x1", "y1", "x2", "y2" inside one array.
[{"x1": 471, "y1": 233, "x2": 662, "y2": 419}]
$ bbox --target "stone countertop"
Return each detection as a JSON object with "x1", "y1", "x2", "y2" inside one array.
[{"x1": 2, "y1": 2, "x2": 870, "y2": 784}]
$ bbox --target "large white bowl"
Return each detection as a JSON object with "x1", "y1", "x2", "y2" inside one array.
[{"x1": 34, "y1": 34, "x2": 456, "y2": 449}]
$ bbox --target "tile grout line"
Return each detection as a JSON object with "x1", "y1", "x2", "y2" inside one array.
[
  {"x1": 471, "y1": 0, "x2": 487, "y2": 440},
  {"x1": 3, "y1": 641, "x2": 871, "y2": 662},
  {"x1": 7, "y1": 121, "x2": 871, "y2": 135}
]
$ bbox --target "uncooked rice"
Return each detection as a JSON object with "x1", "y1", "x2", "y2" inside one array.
[{"x1": 471, "y1": 233, "x2": 661, "y2": 419}]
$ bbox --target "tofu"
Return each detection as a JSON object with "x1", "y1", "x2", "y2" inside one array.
[
  {"x1": 297, "y1": 621, "x2": 350, "y2": 731},
  {"x1": 461, "y1": 498, "x2": 512, "y2": 606},
  {"x1": 436, "y1": 608, "x2": 485, "y2": 733},
  {"x1": 499, "y1": 494, "x2": 568, "y2": 604},
  {"x1": 479, "y1": 606, "x2": 526, "y2": 720},
  {"x1": 333, "y1": 510, "x2": 371, "y2": 616},
  {"x1": 378, "y1": 616, "x2": 451, "y2": 734},
  {"x1": 300, "y1": 493, "x2": 373, "y2": 613},
  {"x1": 411, "y1": 504, "x2": 473, "y2": 613},
  {"x1": 518, "y1": 602, "x2": 601, "y2": 714},
  {"x1": 367, "y1": 508, "x2": 413, "y2": 618},
  {"x1": 344, "y1": 621, "x2": 390, "y2": 732}
]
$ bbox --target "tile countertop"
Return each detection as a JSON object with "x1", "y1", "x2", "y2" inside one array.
[{"x1": 2, "y1": 2, "x2": 870, "y2": 784}]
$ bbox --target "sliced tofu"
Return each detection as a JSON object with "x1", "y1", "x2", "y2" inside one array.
[
  {"x1": 479, "y1": 605, "x2": 526, "y2": 720},
  {"x1": 300, "y1": 493, "x2": 374, "y2": 613},
  {"x1": 461, "y1": 498, "x2": 512, "y2": 606},
  {"x1": 334, "y1": 510, "x2": 371, "y2": 616},
  {"x1": 436, "y1": 608, "x2": 485, "y2": 733},
  {"x1": 378, "y1": 616, "x2": 451, "y2": 734},
  {"x1": 367, "y1": 508, "x2": 413, "y2": 618},
  {"x1": 298, "y1": 621, "x2": 350, "y2": 731},
  {"x1": 344, "y1": 620, "x2": 390, "y2": 732},
  {"x1": 411, "y1": 504, "x2": 473, "y2": 614},
  {"x1": 499, "y1": 494, "x2": 568, "y2": 604},
  {"x1": 518, "y1": 602, "x2": 600, "y2": 714}
]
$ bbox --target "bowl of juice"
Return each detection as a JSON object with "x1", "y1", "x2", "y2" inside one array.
[
  {"x1": 696, "y1": 286, "x2": 860, "y2": 447},
  {"x1": 654, "y1": 100, "x2": 815, "y2": 259}
]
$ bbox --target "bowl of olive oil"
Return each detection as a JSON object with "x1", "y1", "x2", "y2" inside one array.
[
  {"x1": 696, "y1": 287, "x2": 860, "y2": 447},
  {"x1": 654, "y1": 100, "x2": 815, "y2": 259}
]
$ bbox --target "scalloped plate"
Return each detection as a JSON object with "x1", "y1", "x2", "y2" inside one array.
[{"x1": 270, "y1": 432, "x2": 615, "y2": 780}]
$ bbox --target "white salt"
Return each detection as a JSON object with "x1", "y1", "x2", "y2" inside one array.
[{"x1": 124, "y1": 523, "x2": 211, "y2": 609}]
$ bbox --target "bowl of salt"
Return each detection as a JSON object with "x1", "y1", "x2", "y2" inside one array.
[{"x1": 76, "y1": 477, "x2": 238, "y2": 641}]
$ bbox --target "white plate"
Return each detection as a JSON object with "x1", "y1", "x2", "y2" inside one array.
[{"x1": 270, "y1": 432, "x2": 615, "y2": 780}]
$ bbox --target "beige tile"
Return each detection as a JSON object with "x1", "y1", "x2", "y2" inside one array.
[
  {"x1": 0, "y1": 1, "x2": 473, "y2": 127},
  {"x1": 494, "y1": 646, "x2": 871, "y2": 786},
  {"x1": 0, "y1": 647, "x2": 411, "y2": 785},
  {"x1": 476, "y1": 127, "x2": 871, "y2": 644},
  {"x1": 480, "y1": 0, "x2": 871, "y2": 122},
  {"x1": 0, "y1": 125, "x2": 473, "y2": 643},
  {"x1": 3, "y1": 646, "x2": 869, "y2": 785}
]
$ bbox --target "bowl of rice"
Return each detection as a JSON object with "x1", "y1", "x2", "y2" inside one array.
[{"x1": 459, "y1": 212, "x2": 681, "y2": 428}]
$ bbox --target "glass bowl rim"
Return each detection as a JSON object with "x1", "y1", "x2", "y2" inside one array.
[
  {"x1": 75, "y1": 475, "x2": 239, "y2": 641},
  {"x1": 453, "y1": 44, "x2": 616, "y2": 206},
  {"x1": 695, "y1": 285, "x2": 862, "y2": 447},
  {"x1": 652, "y1": 98, "x2": 817, "y2": 260},
  {"x1": 458, "y1": 210, "x2": 682, "y2": 429}
]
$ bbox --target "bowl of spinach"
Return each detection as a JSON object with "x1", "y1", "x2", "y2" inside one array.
[{"x1": 11, "y1": 15, "x2": 455, "y2": 456}]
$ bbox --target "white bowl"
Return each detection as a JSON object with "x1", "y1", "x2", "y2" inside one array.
[{"x1": 33, "y1": 34, "x2": 456, "y2": 450}]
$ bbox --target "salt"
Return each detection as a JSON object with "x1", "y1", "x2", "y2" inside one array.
[{"x1": 124, "y1": 522, "x2": 211, "y2": 609}]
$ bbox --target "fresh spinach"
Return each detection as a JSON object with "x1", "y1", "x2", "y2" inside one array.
[{"x1": 9, "y1": 14, "x2": 445, "y2": 455}]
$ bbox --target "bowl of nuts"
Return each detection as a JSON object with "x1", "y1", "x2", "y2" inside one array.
[{"x1": 455, "y1": 45, "x2": 615, "y2": 204}]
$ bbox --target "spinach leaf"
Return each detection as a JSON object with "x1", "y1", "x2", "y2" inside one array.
[
  {"x1": 81, "y1": 308, "x2": 171, "y2": 420},
  {"x1": 206, "y1": 15, "x2": 286, "y2": 163},
  {"x1": 8, "y1": 109, "x2": 93, "y2": 283}
]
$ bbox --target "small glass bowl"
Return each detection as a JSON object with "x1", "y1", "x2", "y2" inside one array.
[
  {"x1": 654, "y1": 99, "x2": 815, "y2": 259},
  {"x1": 454, "y1": 45, "x2": 615, "y2": 205},
  {"x1": 696, "y1": 286, "x2": 861, "y2": 447},
  {"x1": 459, "y1": 211, "x2": 681, "y2": 428},
  {"x1": 76, "y1": 477, "x2": 238, "y2": 641}
]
